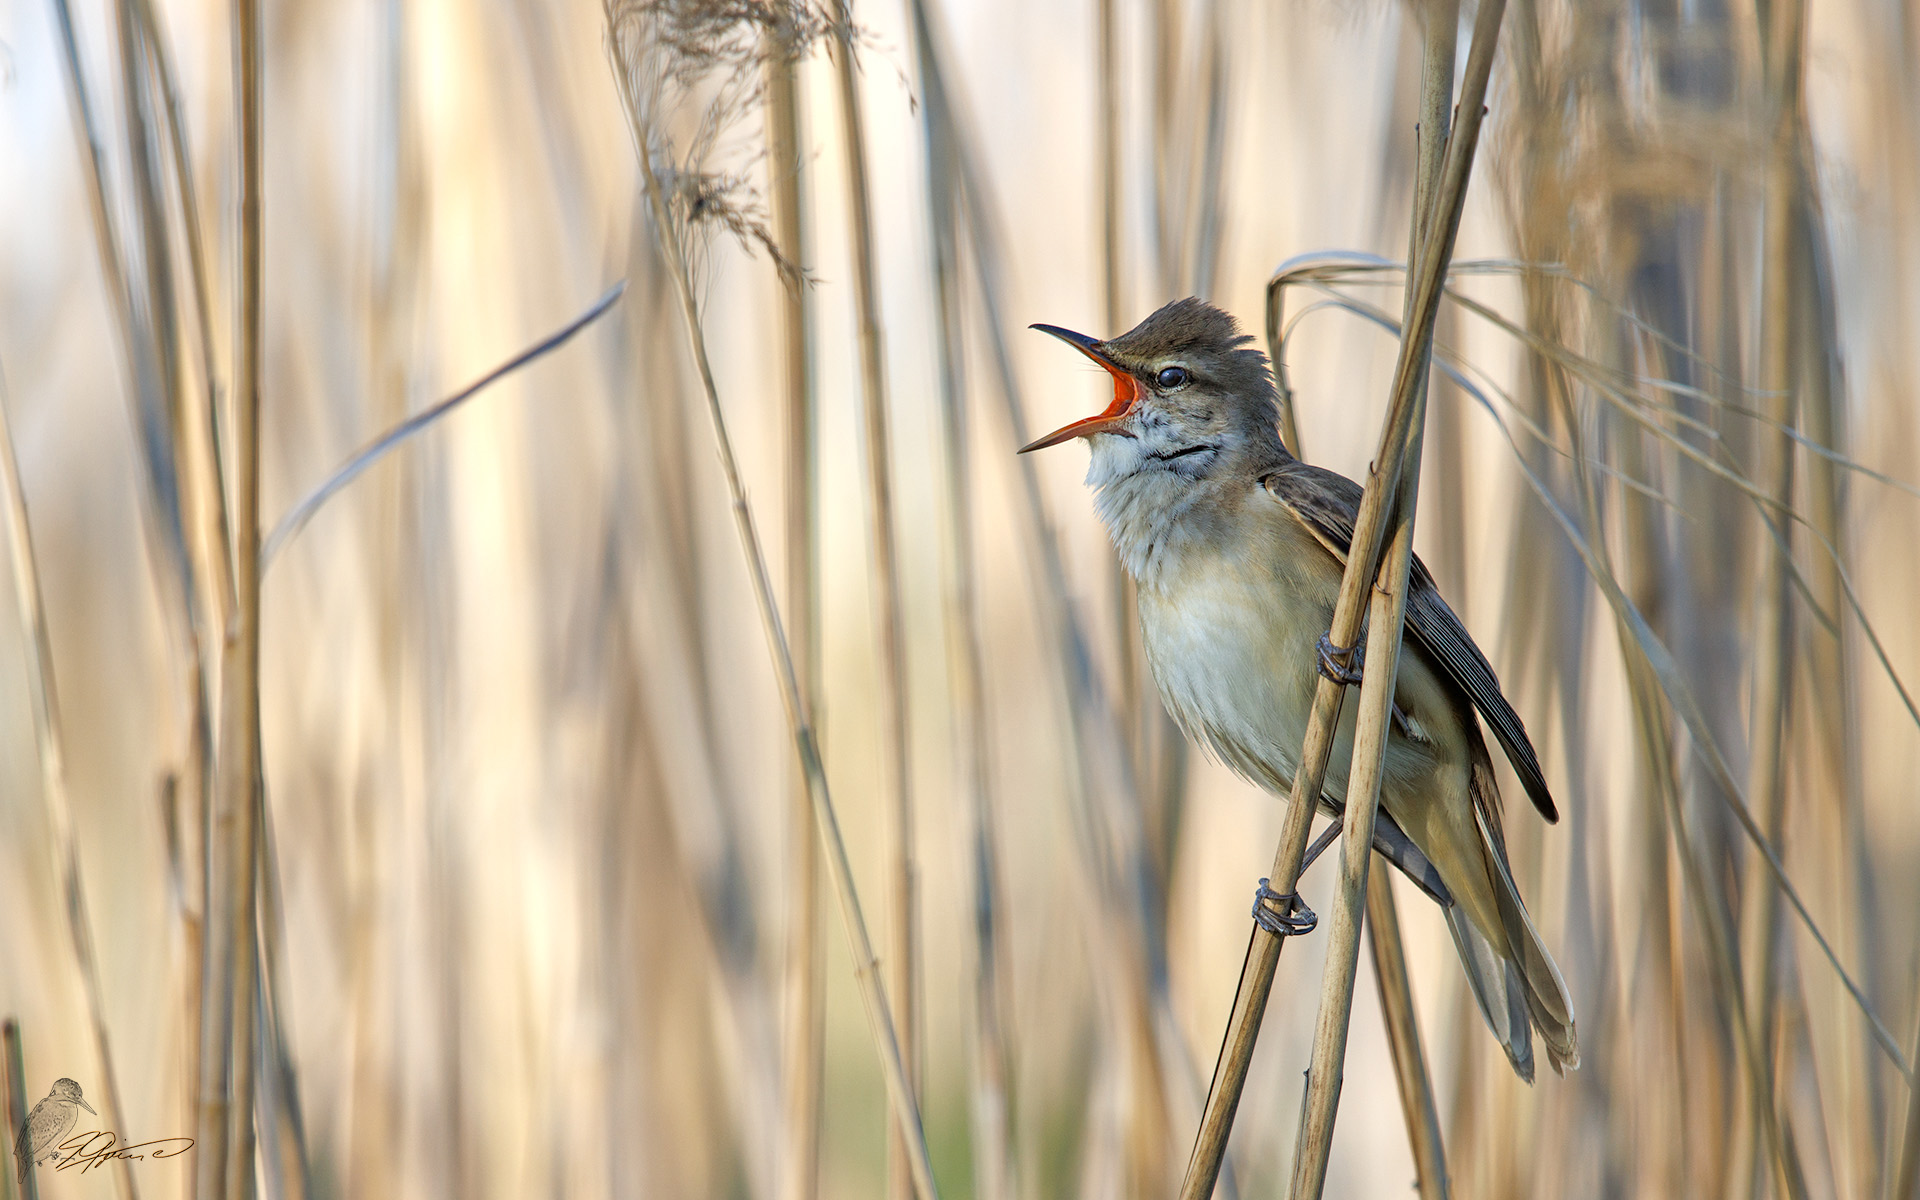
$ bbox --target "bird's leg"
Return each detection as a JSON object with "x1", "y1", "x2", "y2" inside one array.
[
  {"x1": 1251, "y1": 880, "x2": 1317, "y2": 936},
  {"x1": 1301, "y1": 819, "x2": 1341, "y2": 871},
  {"x1": 1319, "y1": 631, "x2": 1415, "y2": 735},
  {"x1": 1315, "y1": 631, "x2": 1364, "y2": 686},
  {"x1": 1251, "y1": 819, "x2": 1328, "y2": 939}
]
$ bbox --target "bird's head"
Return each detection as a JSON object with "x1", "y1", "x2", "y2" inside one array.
[
  {"x1": 50, "y1": 1079, "x2": 94, "y2": 1113},
  {"x1": 1020, "y1": 297, "x2": 1284, "y2": 487}
]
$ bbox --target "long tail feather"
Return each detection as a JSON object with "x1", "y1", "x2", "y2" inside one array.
[
  {"x1": 1470, "y1": 757, "x2": 1580, "y2": 1074},
  {"x1": 1445, "y1": 903, "x2": 1536, "y2": 1083}
]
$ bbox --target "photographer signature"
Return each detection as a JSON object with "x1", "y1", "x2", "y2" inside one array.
[{"x1": 49, "y1": 1132, "x2": 194, "y2": 1175}]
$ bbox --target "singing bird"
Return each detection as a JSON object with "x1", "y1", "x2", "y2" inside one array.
[
  {"x1": 14, "y1": 1077, "x2": 95, "y2": 1180},
  {"x1": 1023, "y1": 298, "x2": 1577, "y2": 1080}
]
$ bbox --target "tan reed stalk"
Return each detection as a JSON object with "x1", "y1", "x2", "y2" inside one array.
[
  {"x1": 611, "y1": 37, "x2": 940, "y2": 1200},
  {"x1": 1273, "y1": 13, "x2": 1456, "y2": 1188},
  {"x1": 208, "y1": 0, "x2": 265, "y2": 1194},
  {"x1": 765, "y1": 55, "x2": 822, "y2": 1200},
  {"x1": 255, "y1": 808, "x2": 311, "y2": 1200},
  {"x1": 47, "y1": 0, "x2": 141, "y2": 403},
  {"x1": 1290, "y1": 378, "x2": 1430, "y2": 1200},
  {"x1": 1611, "y1": 332, "x2": 1693, "y2": 1200},
  {"x1": 1098, "y1": 0, "x2": 1121, "y2": 336},
  {"x1": 1365, "y1": 867, "x2": 1449, "y2": 1200},
  {"x1": 129, "y1": 0, "x2": 230, "y2": 553},
  {"x1": 1359, "y1": 10, "x2": 1456, "y2": 1193},
  {"x1": 1264, "y1": 290, "x2": 1305, "y2": 459},
  {"x1": 1545, "y1": 286, "x2": 1804, "y2": 1200},
  {"x1": 1179, "y1": 7, "x2": 1502, "y2": 1197},
  {"x1": 1735, "y1": 0, "x2": 1808, "y2": 1190},
  {"x1": 766, "y1": 26, "x2": 823, "y2": 1200},
  {"x1": 1791, "y1": 215, "x2": 1878, "y2": 1198},
  {"x1": 347, "y1": 12, "x2": 420, "y2": 1189},
  {"x1": 1147, "y1": 0, "x2": 1177, "y2": 291},
  {"x1": 123, "y1": 0, "x2": 234, "y2": 1157},
  {"x1": 1895, "y1": 1003, "x2": 1920, "y2": 1200},
  {"x1": 4, "y1": 1018, "x2": 36, "y2": 1200},
  {"x1": 922, "y1": 41, "x2": 1230, "y2": 1200},
  {"x1": 1180, "y1": 0, "x2": 1228, "y2": 302},
  {"x1": 1536, "y1": 287, "x2": 1805, "y2": 1200},
  {"x1": 824, "y1": 15, "x2": 921, "y2": 1197},
  {"x1": 0, "y1": 381, "x2": 140, "y2": 1200},
  {"x1": 1098, "y1": 0, "x2": 1141, "y2": 840},
  {"x1": 905, "y1": 4, "x2": 1015, "y2": 1197}
]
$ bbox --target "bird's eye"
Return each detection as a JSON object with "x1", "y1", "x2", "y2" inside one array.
[{"x1": 1156, "y1": 366, "x2": 1190, "y2": 390}]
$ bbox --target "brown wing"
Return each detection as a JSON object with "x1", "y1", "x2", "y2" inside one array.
[{"x1": 1261, "y1": 459, "x2": 1559, "y2": 823}]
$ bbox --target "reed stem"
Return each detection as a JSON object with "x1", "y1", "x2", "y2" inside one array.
[
  {"x1": 1179, "y1": 5, "x2": 1503, "y2": 1195},
  {"x1": 0, "y1": 368, "x2": 140, "y2": 1200},
  {"x1": 1289, "y1": 390, "x2": 1428, "y2": 1200},
  {"x1": 4, "y1": 1018, "x2": 36, "y2": 1200},
  {"x1": 907, "y1": 3, "x2": 1016, "y2": 1197},
  {"x1": 1366, "y1": 869, "x2": 1449, "y2": 1200},
  {"x1": 213, "y1": 0, "x2": 265, "y2": 1194},
  {"x1": 825, "y1": 14, "x2": 921, "y2": 1197},
  {"x1": 767, "y1": 27, "x2": 823, "y2": 1200},
  {"x1": 615, "y1": 49, "x2": 941, "y2": 1199},
  {"x1": 1733, "y1": 0, "x2": 1810, "y2": 1194}
]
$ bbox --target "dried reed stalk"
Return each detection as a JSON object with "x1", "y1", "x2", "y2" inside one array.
[
  {"x1": 212, "y1": 0, "x2": 266, "y2": 1194},
  {"x1": 919, "y1": 28, "x2": 1228, "y2": 1198},
  {"x1": 1733, "y1": 0, "x2": 1809, "y2": 1191},
  {"x1": 1791, "y1": 207, "x2": 1878, "y2": 1200},
  {"x1": 255, "y1": 813, "x2": 312, "y2": 1200},
  {"x1": 1365, "y1": 868, "x2": 1448, "y2": 1200},
  {"x1": 962, "y1": 108, "x2": 1169, "y2": 1200},
  {"x1": 824, "y1": 13, "x2": 921, "y2": 1197},
  {"x1": 121, "y1": 1, "x2": 235, "y2": 1161},
  {"x1": 46, "y1": 15, "x2": 216, "y2": 1178},
  {"x1": 1275, "y1": 13, "x2": 1456, "y2": 1191},
  {"x1": 905, "y1": 6, "x2": 1015, "y2": 1198},
  {"x1": 611, "y1": 29, "x2": 940, "y2": 1196},
  {"x1": 1358, "y1": 10, "x2": 1456, "y2": 1194},
  {"x1": 767, "y1": 27, "x2": 823, "y2": 1200},
  {"x1": 1896, "y1": 1008, "x2": 1920, "y2": 1199},
  {"x1": 4, "y1": 1018, "x2": 35, "y2": 1200},
  {"x1": 1098, "y1": 0, "x2": 1121, "y2": 336},
  {"x1": 1290, "y1": 384, "x2": 1430, "y2": 1200},
  {"x1": 1179, "y1": 6, "x2": 1504, "y2": 1197},
  {"x1": 0, "y1": 376, "x2": 139, "y2": 1200}
]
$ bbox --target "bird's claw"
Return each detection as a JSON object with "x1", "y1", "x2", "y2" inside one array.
[
  {"x1": 1316, "y1": 632, "x2": 1363, "y2": 686},
  {"x1": 1252, "y1": 878, "x2": 1318, "y2": 937}
]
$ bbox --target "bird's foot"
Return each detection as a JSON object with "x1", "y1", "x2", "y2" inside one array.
[
  {"x1": 1316, "y1": 632, "x2": 1363, "y2": 686},
  {"x1": 1251, "y1": 878, "x2": 1318, "y2": 937}
]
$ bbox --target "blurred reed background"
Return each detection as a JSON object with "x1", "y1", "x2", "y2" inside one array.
[{"x1": 1, "y1": 0, "x2": 1918, "y2": 1197}]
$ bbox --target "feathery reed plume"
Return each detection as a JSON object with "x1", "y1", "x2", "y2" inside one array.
[{"x1": 604, "y1": 6, "x2": 940, "y2": 1198}]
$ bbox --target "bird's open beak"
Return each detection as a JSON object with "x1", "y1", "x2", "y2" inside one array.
[{"x1": 1020, "y1": 324, "x2": 1142, "y2": 453}]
